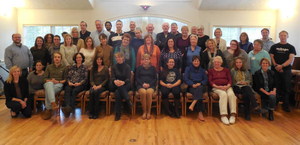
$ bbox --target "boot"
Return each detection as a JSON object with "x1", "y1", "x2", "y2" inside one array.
[
  {"x1": 162, "y1": 99, "x2": 173, "y2": 117},
  {"x1": 269, "y1": 110, "x2": 274, "y2": 121},
  {"x1": 174, "y1": 99, "x2": 180, "y2": 118}
]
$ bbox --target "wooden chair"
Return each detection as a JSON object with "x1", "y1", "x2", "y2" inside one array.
[
  {"x1": 159, "y1": 92, "x2": 184, "y2": 116},
  {"x1": 184, "y1": 92, "x2": 209, "y2": 116},
  {"x1": 235, "y1": 93, "x2": 262, "y2": 117},
  {"x1": 58, "y1": 90, "x2": 85, "y2": 115},
  {"x1": 82, "y1": 90, "x2": 110, "y2": 115},
  {"x1": 133, "y1": 91, "x2": 159, "y2": 115},
  {"x1": 209, "y1": 92, "x2": 239, "y2": 116},
  {"x1": 33, "y1": 89, "x2": 60, "y2": 113}
]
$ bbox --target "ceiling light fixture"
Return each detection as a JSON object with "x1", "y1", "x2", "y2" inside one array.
[{"x1": 140, "y1": 5, "x2": 151, "y2": 10}]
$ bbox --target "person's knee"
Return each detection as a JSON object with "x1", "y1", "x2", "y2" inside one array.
[
  {"x1": 23, "y1": 111, "x2": 32, "y2": 118},
  {"x1": 44, "y1": 82, "x2": 54, "y2": 88}
]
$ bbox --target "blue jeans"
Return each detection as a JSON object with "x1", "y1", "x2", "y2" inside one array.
[{"x1": 44, "y1": 82, "x2": 63, "y2": 110}]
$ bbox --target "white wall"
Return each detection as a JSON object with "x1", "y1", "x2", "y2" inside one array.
[
  {"x1": 0, "y1": 7, "x2": 18, "y2": 61},
  {"x1": 276, "y1": 1, "x2": 300, "y2": 56},
  {"x1": 17, "y1": 0, "x2": 276, "y2": 44}
]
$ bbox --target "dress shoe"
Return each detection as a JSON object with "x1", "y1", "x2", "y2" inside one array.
[
  {"x1": 115, "y1": 113, "x2": 121, "y2": 121},
  {"x1": 42, "y1": 109, "x2": 52, "y2": 120},
  {"x1": 283, "y1": 107, "x2": 290, "y2": 112},
  {"x1": 62, "y1": 106, "x2": 71, "y2": 118},
  {"x1": 10, "y1": 110, "x2": 18, "y2": 118},
  {"x1": 51, "y1": 102, "x2": 59, "y2": 111},
  {"x1": 245, "y1": 115, "x2": 251, "y2": 121},
  {"x1": 93, "y1": 114, "x2": 98, "y2": 119},
  {"x1": 126, "y1": 99, "x2": 133, "y2": 108}
]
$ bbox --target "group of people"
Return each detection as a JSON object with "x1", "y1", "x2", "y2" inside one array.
[{"x1": 3, "y1": 20, "x2": 296, "y2": 125}]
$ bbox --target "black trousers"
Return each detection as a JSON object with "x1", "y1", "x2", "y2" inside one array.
[
  {"x1": 89, "y1": 87, "x2": 106, "y2": 115},
  {"x1": 109, "y1": 82, "x2": 131, "y2": 114},
  {"x1": 21, "y1": 69, "x2": 28, "y2": 78},
  {"x1": 64, "y1": 85, "x2": 85, "y2": 109},
  {"x1": 274, "y1": 69, "x2": 292, "y2": 108},
  {"x1": 233, "y1": 86, "x2": 258, "y2": 115},
  {"x1": 6, "y1": 101, "x2": 32, "y2": 118},
  {"x1": 160, "y1": 85, "x2": 181, "y2": 99},
  {"x1": 189, "y1": 85, "x2": 206, "y2": 112}
]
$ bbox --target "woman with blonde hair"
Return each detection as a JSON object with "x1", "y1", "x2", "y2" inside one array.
[
  {"x1": 135, "y1": 54, "x2": 157, "y2": 119},
  {"x1": 70, "y1": 27, "x2": 85, "y2": 51},
  {"x1": 213, "y1": 28, "x2": 227, "y2": 52},
  {"x1": 197, "y1": 25, "x2": 210, "y2": 53},
  {"x1": 4, "y1": 66, "x2": 32, "y2": 118},
  {"x1": 60, "y1": 34, "x2": 78, "y2": 69}
]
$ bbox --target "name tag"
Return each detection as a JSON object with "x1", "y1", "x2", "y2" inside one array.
[{"x1": 251, "y1": 57, "x2": 255, "y2": 60}]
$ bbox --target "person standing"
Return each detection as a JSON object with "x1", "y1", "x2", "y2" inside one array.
[
  {"x1": 155, "y1": 22, "x2": 175, "y2": 51},
  {"x1": 90, "y1": 20, "x2": 110, "y2": 47},
  {"x1": 125, "y1": 21, "x2": 136, "y2": 38},
  {"x1": 269, "y1": 30, "x2": 296, "y2": 112},
  {"x1": 261, "y1": 28, "x2": 275, "y2": 52},
  {"x1": 5, "y1": 33, "x2": 33, "y2": 78},
  {"x1": 79, "y1": 21, "x2": 91, "y2": 41}
]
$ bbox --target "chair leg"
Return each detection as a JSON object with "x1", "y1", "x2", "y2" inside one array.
[
  {"x1": 33, "y1": 96, "x2": 37, "y2": 114},
  {"x1": 236, "y1": 100, "x2": 239, "y2": 117}
]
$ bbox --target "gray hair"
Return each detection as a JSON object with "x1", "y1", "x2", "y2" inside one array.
[
  {"x1": 197, "y1": 25, "x2": 204, "y2": 30},
  {"x1": 213, "y1": 56, "x2": 223, "y2": 64},
  {"x1": 171, "y1": 22, "x2": 178, "y2": 27},
  {"x1": 190, "y1": 34, "x2": 198, "y2": 40},
  {"x1": 135, "y1": 27, "x2": 142, "y2": 33},
  {"x1": 95, "y1": 20, "x2": 103, "y2": 24}
]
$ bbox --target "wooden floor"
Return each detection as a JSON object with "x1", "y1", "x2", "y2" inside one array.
[{"x1": 0, "y1": 99, "x2": 300, "y2": 145}]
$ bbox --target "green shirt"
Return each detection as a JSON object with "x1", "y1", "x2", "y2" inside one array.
[{"x1": 44, "y1": 63, "x2": 68, "y2": 82}]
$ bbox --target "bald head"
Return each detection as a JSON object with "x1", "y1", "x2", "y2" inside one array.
[{"x1": 146, "y1": 23, "x2": 154, "y2": 34}]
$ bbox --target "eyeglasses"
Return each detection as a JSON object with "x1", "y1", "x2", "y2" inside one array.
[{"x1": 230, "y1": 43, "x2": 237, "y2": 46}]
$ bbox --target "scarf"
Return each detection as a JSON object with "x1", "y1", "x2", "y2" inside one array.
[
  {"x1": 207, "y1": 48, "x2": 217, "y2": 69},
  {"x1": 143, "y1": 44, "x2": 154, "y2": 57},
  {"x1": 120, "y1": 44, "x2": 131, "y2": 60}
]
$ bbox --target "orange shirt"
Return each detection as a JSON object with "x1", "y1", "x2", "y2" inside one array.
[{"x1": 136, "y1": 45, "x2": 161, "y2": 72}]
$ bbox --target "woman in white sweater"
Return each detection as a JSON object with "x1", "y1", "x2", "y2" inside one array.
[
  {"x1": 213, "y1": 28, "x2": 227, "y2": 52},
  {"x1": 60, "y1": 34, "x2": 78, "y2": 69}
]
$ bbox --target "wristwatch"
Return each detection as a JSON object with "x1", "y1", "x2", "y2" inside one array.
[{"x1": 282, "y1": 64, "x2": 285, "y2": 67}]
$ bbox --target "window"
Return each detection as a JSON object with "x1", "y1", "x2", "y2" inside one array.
[
  {"x1": 110, "y1": 17, "x2": 187, "y2": 34},
  {"x1": 212, "y1": 26, "x2": 268, "y2": 46},
  {"x1": 23, "y1": 25, "x2": 78, "y2": 47}
]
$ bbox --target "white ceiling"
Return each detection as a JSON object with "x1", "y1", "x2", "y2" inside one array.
[
  {"x1": 21, "y1": 0, "x2": 93, "y2": 9},
  {"x1": 20, "y1": 0, "x2": 277, "y2": 10},
  {"x1": 199, "y1": 0, "x2": 276, "y2": 11}
]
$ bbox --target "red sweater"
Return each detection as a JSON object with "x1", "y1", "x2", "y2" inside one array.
[{"x1": 208, "y1": 68, "x2": 232, "y2": 86}]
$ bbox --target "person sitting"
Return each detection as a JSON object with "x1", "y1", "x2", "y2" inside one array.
[
  {"x1": 208, "y1": 56, "x2": 236, "y2": 125},
  {"x1": 113, "y1": 33, "x2": 136, "y2": 72},
  {"x1": 43, "y1": 52, "x2": 68, "y2": 120},
  {"x1": 136, "y1": 34, "x2": 161, "y2": 73},
  {"x1": 89, "y1": 55, "x2": 109, "y2": 119},
  {"x1": 200, "y1": 39, "x2": 227, "y2": 71},
  {"x1": 230, "y1": 57, "x2": 268, "y2": 121},
  {"x1": 4, "y1": 66, "x2": 32, "y2": 118},
  {"x1": 62, "y1": 53, "x2": 88, "y2": 118},
  {"x1": 27, "y1": 61, "x2": 45, "y2": 110},
  {"x1": 223, "y1": 40, "x2": 250, "y2": 70},
  {"x1": 184, "y1": 55, "x2": 207, "y2": 121},
  {"x1": 135, "y1": 54, "x2": 157, "y2": 120},
  {"x1": 160, "y1": 58, "x2": 182, "y2": 118},
  {"x1": 109, "y1": 52, "x2": 133, "y2": 121},
  {"x1": 253, "y1": 58, "x2": 277, "y2": 121}
]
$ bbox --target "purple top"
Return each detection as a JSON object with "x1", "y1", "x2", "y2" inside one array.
[{"x1": 177, "y1": 37, "x2": 190, "y2": 54}]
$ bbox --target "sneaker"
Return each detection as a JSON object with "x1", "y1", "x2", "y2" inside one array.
[
  {"x1": 229, "y1": 116, "x2": 236, "y2": 124},
  {"x1": 221, "y1": 116, "x2": 229, "y2": 125}
]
